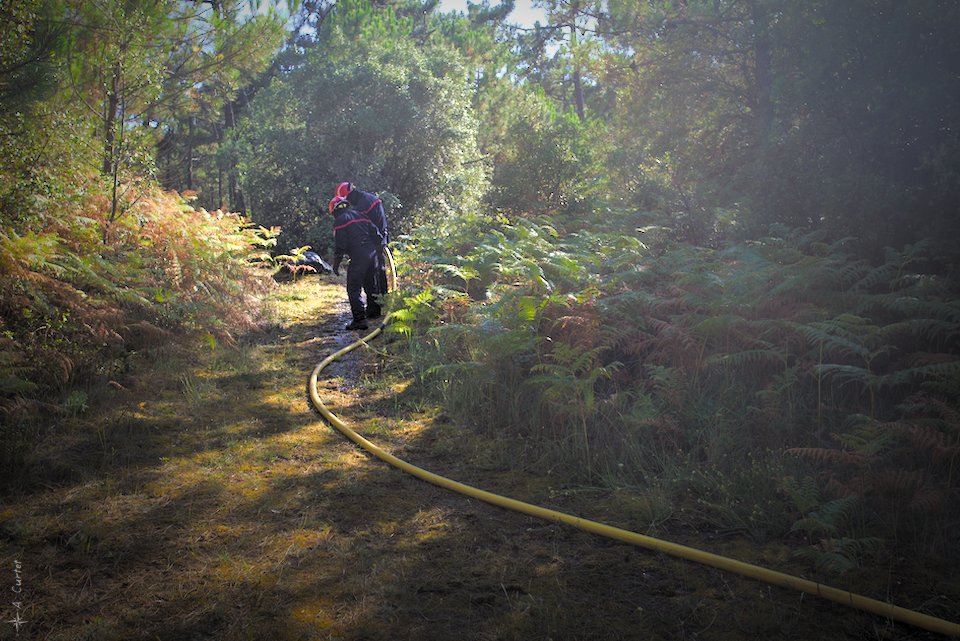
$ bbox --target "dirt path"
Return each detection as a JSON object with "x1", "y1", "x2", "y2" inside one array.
[{"x1": 0, "y1": 276, "x2": 941, "y2": 640}]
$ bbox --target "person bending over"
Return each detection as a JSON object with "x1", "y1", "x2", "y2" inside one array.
[
  {"x1": 329, "y1": 196, "x2": 384, "y2": 331},
  {"x1": 336, "y1": 181, "x2": 389, "y2": 295}
]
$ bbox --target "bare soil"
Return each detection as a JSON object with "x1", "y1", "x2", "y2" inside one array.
[{"x1": 0, "y1": 276, "x2": 953, "y2": 640}]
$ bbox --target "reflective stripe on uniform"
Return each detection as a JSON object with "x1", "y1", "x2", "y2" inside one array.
[
  {"x1": 359, "y1": 199, "x2": 382, "y2": 217},
  {"x1": 334, "y1": 218, "x2": 376, "y2": 231}
]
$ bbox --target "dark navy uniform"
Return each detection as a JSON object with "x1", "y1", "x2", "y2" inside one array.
[
  {"x1": 345, "y1": 187, "x2": 389, "y2": 295},
  {"x1": 346, "y1": 188, "x2": 388, "y2": 245},
  {"x1": 332, "y1": 205, "x2": 384, "y2": 324}
]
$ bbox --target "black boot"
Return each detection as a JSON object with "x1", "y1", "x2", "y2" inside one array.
[{"x1": 344, "y1": 319, "x2": 368, "y2": 331}]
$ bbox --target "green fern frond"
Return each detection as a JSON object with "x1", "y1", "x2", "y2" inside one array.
[
  {"x1": 768, "y1": 256, "x2": 848, "y2": 297},
  {"x1": 115, "y1": 288, "x2": 157, "y2": 313},
  {"x1": 53, "y1": 252, "x2": 122, "y2": 297},
  {"x1": 785, "y1": 321, "x2": 872, "y2": 358},
  {"x1": 691, "y1": 314, "x2": 748, "y2": 338},
  {"x1": 434, "y1": 263, "x2": 480, "y2": 285},
  {"x1": 781, "y1": 475, "x2": 821, "y2": 515},
  {"x1": 830, "y1": 419, "x2": 898, "y2": 455},
  {"x1": 707, "y1": 348, "x2": 784, "y2": 368},
  {"x1": 791, "y1": 516, "x2": 838, "y2": 537},
  {"x1": 476, "y1": 327, "x2": 539, "y2": 362},
  {"x1": 0, "y1": 374, "x2": 40, "y2": 395},
  {"x1": 856, "y1": 295, "x2": 960, "y2": 323},
  {"x1": 597, "y1": 288, "x2": 658, "y2": 312},
  {"x1": 0, "y1": 229, "x2": 63, "y2": 274},
  {"x1": 388, "y1": 322, "x2": 413, "y2": 337},
  {"x1": 836, "y1": 259, "x2": 869, "y2": 287},
  {"x1": 851, "y1": 262, "x2": 899, "y2": 293},
  {"x1": 795, "y1": 536, "x2": 883, "y2": 574},
  {"x1": 814, "y1": 364, "x2": 876, "y2": 387},
  {"x1": 389, "y1": 309, "x2": 417, "y2": 323},
  {"x1": 878, "y1": 318, "x2": 960, "y2": 345},
  {"x1": 877, "y1": 360, "x2": 960, "y2": 390}
]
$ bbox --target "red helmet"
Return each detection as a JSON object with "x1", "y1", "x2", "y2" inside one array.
[
  {"x1": 328, "y1": 196, "x2": 349, "y2": 214},
  {"x1": 335, "y1": 181, "x2": 353, "y2": 199}
]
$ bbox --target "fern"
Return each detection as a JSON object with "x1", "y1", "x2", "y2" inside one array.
[
  {"x1": 878, "y1": 318, "x2": 960, "y2": 345},
  {"x1": 909, "y1": 486, "x2": 948, "y2": 512},
  {"x1": 434, "y1": 263, "x2": 480, "y2": 291},
  {"x1": 857, "y1": 294, "x2": 960, "y2": 323},
  {"x1": 869, "y1": 468, "x2": 923, "y2": 496},
  {"x1": 790, "y1": 496, "x2": 859, "y2": 538},
  {"x1": 0, "y1": 374, "x2": 40, "y2": 395},
  {"x1": 831, "y1": 419, "x2": 898, "y2": 456},
  {"x1": 781, "y1": 475, "x2": 821, "y2": 515},
  {"x1": 707, "y1": 348, "x2": 784, "y2": 369},
  {"x1": 787, "y1": 446, "x2": 872, "y2": 467},
  {"x1": 690, "y1": 314, "x2": 748, "y2": 339},
  {"x1": 835, "y1": 259, "x2": 870, "y2": 289},
  {"x1": 53, "y1": 251, "x2": 124, "y2": 298},
  {"x1": 851, "y1": 261, "x2": 900, "y2": 293},
  {"x1": 388, "y1": 288, "x2": 438, "y2": 337},
  {"x1": 647, "y1": 317, "x2": 698, "y2": 353},
  {"x1": 814, "y1": 364, "x2": 876, "y2": 389},
  {"x1": 785, "y1": 319, "x2": 873, "y2": 359},
  {"x1": 794, "y1": 536, "x2": 884, "y2": 575},
  {"x1": 0, "y1": 229, "x2": 62, "y2": 273},
  {"x1": 897, "y1": 422, "x2": 951, "y2": 454},
  {"x1": 878, "y1": 360, "x2": 960, "y2": 390}
]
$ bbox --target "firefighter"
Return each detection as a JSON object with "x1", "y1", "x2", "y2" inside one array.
[
  {"x1": 335, "y1": 181, "x2": 389, "y2": 295},
  {"x1": 329, "y1": 196, "x2": 384, "y2": 330}
]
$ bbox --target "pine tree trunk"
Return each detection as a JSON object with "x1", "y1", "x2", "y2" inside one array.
[
  {"x1": 186, "y1": 115, "x2": 195, "y2": 190},
  {"x1": 750, "y1": 0, "x2": 774, "y2": 136},
  {"x1": 102, "y1": 62, "x2": 120, "y2": 175},
  {"x1": 569, "y1": 3, "x2": 585, "y2": 122}
]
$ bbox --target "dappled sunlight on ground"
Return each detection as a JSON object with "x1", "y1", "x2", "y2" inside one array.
[{"x1": 0, "y1": 274, "x2": 946, "y2": 640}]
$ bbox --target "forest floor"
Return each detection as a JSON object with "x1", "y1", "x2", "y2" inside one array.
[{"x1": 0, "y1": 275, "x2": 952, "y2": 641}]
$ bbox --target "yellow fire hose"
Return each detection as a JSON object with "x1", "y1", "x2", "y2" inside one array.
[{"x1": 308, "y1": 247, "x2": 959, "y2": 638}]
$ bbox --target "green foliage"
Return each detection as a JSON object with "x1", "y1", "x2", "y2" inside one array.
[
  {"x1": 0, "y1": 3, "x2": 93, "y2": 230},
  {"x1": 388, "y1": 288, "x2": 440, "y2": 339},
  {"x1": 529, "y1": 342, "x2": 623, "y2": 472},
  {"x1": 394, "y1": 205, "x2": 960, "y2": 562},
  {"x1": 2, "y1": 0, "x2": 959, "y2": 585},
  {"x1": 482, "y1": 87, "x2": 608, "y2": 218},
  {"x1": 794, "y1": 536, "x2": 885, "y2": 576},
  {"x1": 0, "y1": 0, "x2": 62, "y2": 120},
  {"x1": 231, "y1": 0, "x2": 486, "y2": 252},
  {"x1": 780, "y1": 475, "x2": 884, "y2": 573},
  {"x1": 61, "y1": 0, "x2": 284, "y2": 210},
  {"x1": 427, "y1": 3, "x2": 611, "y2": 216},
  {"x1": 675, "y1": 456, "x2": 797, "y2": 543},
  {"x1": 599, "y1": 1, "x2": 960, "y2": 250}
]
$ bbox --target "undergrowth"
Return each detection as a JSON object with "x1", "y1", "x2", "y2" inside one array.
[
  {"x1": 0, "y1": 180, "x2": 276, "y2": 474},
  {"x1": 387, "y1": 212, "x2": 960, "y2": 573}
]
